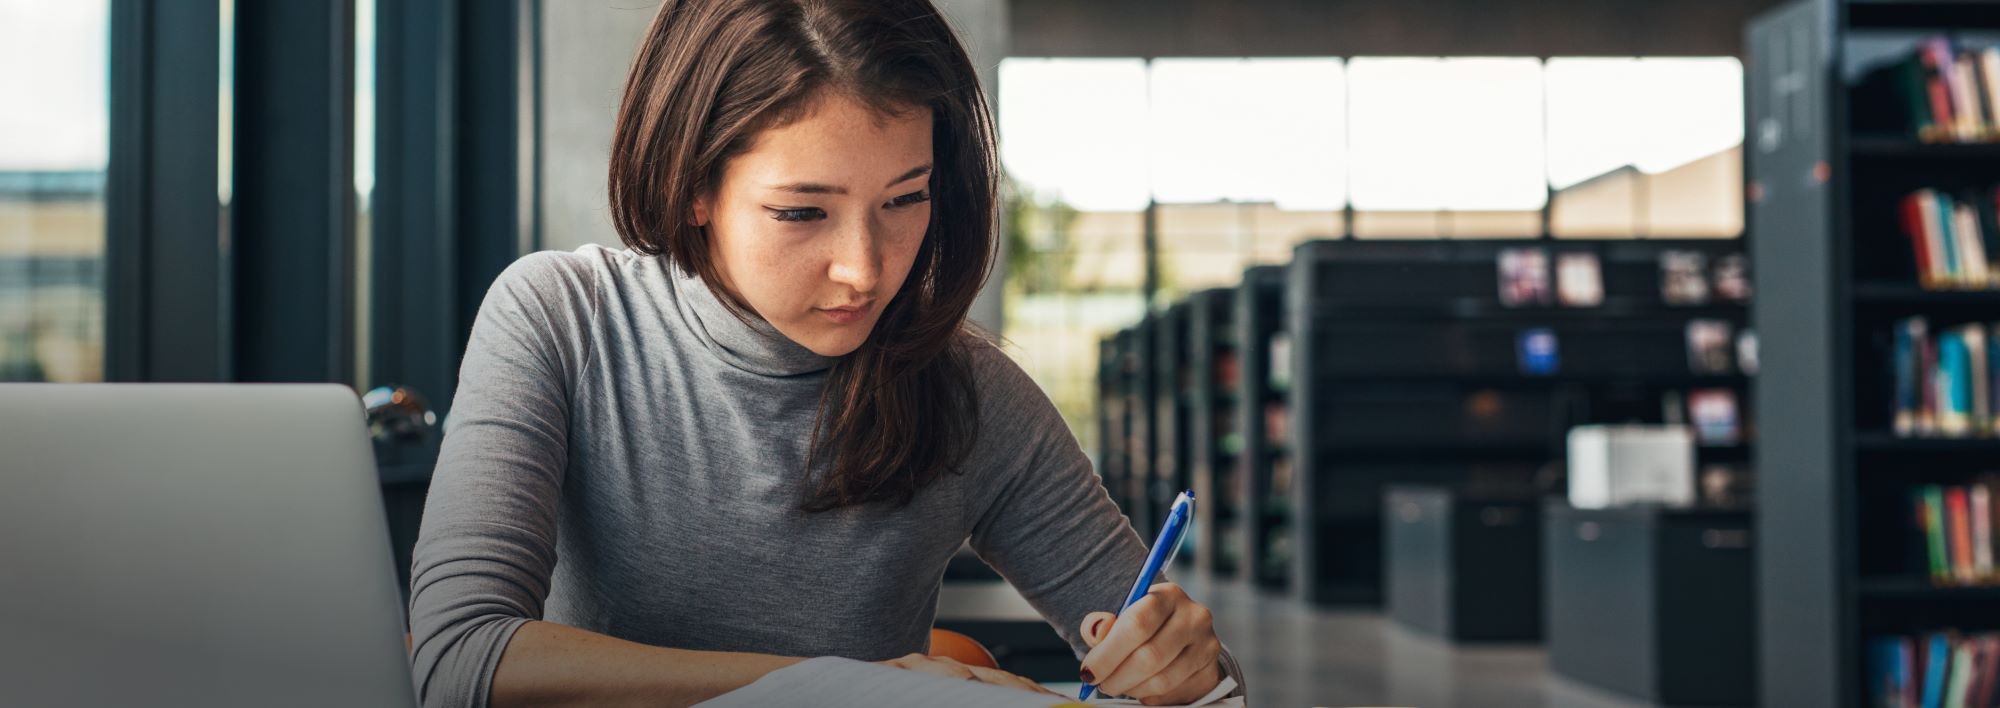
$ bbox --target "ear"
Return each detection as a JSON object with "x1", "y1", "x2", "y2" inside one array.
[{"x1": 690, "y1": 195, "x2": 711, "y2": 227}]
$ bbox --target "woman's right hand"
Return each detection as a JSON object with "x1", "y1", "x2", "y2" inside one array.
[{"x1": 876, "y1": 653, "x2": 1063, "y2": 698}]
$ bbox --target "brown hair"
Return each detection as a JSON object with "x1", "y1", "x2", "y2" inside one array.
[{"x1": 607, "y1": 0, "x2": 997, "y2": 511}]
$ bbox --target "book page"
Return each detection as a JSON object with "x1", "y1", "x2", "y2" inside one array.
[{"x1": 695, "y1": 656, "x2": 1244, "y2": 708}]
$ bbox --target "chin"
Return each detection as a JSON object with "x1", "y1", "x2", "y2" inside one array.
[
  {"x1": 802, "y1": 339, "x2": 865, "y2": 358},
  {"x1": 795, "y1": 326, "x2": 873, "y2": 358}
]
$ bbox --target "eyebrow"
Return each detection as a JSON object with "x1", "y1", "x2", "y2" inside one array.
[{"x1": 766, "y1": 164, "x2": 932, "y2": 195}]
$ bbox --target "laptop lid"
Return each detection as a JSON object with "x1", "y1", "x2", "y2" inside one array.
[{"x1": 0, "y1": 383, "x2": 418, "y2": 708}]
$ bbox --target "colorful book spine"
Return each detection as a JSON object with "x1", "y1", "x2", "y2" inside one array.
[
  {"x1": 1975, "y1": 485, "x2": 1995, "y2": 579},
  {"x1": 1969, "y1": 325, "x2": 1993, "y2": 432},
  {"x1": 1911, "y1": 483, "x2": 2000, "y2": 587},
  {"x1": 1876, "y1": 636, "x2": 1914, "y2": 708},
  {"x1": 1926, "y1": 486, "x2": 1951, "y2": 585},
  {"x1": 1951, "y1": 487, "x2": 1977, "y2": 584},
  {"x1": 1942, "y1": 331, "x2": 1975, "y2": 437},
  {"x1": 1992, "y1": 322, "x2": 2000, "y2": 436},
  {"x1": 1899, "y1": 187, "x2": 2000, "y2": 290},
  {"x1": 1928, "y1": 632, "x2": 1952, "y2": 708},
  {"x1": 1898, "y1": 319, "x2": 1921, "y2": 436},
  {"x1": 1891, "y1": 317, "x2": 2000, "y2": 439},
  {"x1": 1872, "y1": 631, "x2": 2000, "y2": 708}
]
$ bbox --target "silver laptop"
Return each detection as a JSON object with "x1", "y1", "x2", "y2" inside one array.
[{"x1": 0, "y1": 384, "x2": 418, "y2": 708}]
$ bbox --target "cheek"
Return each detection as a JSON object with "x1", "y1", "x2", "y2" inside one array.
[
  {"x1": 713, "y1": 215, "x2": 811, "y2": 306},
  {"x1": 882, "y1": 208, "x2": 931, "y2": 282}
]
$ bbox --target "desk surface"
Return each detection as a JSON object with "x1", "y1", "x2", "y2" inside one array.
[{"x1": 936, "y1": 580, "x2": 1044, "y2": 622}]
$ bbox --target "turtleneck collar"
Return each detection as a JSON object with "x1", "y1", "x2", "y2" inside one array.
[{"x1": 666, "y1": 258, "x2": 838, "y2": 378}]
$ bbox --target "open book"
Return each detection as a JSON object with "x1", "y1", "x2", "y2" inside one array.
[{"x1": 695, "y1": 656, "x2": 1244, "y2": 708}]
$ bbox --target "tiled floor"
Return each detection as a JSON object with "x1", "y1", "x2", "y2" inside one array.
[
  {"x1": 1170, "y1": 573, "x2": 1660, "y2": 708},
  {"x1": 940, "y1": 571, "x2": 1699, "y2": 708}
]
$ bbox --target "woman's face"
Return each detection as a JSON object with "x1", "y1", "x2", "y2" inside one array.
[{"x1": 694, "y1": 92, "x2": 934, "y2": 358}]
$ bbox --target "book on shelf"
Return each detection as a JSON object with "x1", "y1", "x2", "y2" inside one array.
[
  {"x1": 1687, "y1": 319, "x2": 1736, "y2": 375},
  {"x1": 1263, "y1": 400, "x2": 1289, "y2": 444},
  {"x1": 1688, "y1": 388, "x2": 1742, "y2": 446},
  {"x1": 1661, "y1": 250, "x2": 1712, "y2": 305},
  {"x1": 1270, "y1": 457, "x2": 1293, "y2": 500},
  {"x1": 1911, "y1": 480, "x2": 2000, "y2": 587},
  {"x1": 1738, "y1": 329, "x2": 1760, "y2": 376},
  {"x1": 1498, "y1": 247, "x2": 1553, "y2": 307},
  {"x1": 1713, "y1": 252, "x2": 1753, "y2": 303},
  {"x1": 1856, "y1": 36, "x2": 2000, "y2": 144},
  {"x1": 1517, "y1": 327, "x2": 1560, "y2": 375},
  {"x1": 1871, "y1": 632, "x2": 2000, "y2": 708},
  {"x1": 1891, "y1": 317, "x2": 2000, "y2": 439},
  {"x1": 1219, "y1": 432, "x2": 1245, "y2": 457},
  {"x1": 1899, "y1": 187, "x2": 2000, "y2": 290},
  {"x1": 1215, "y1": 350, "x2": 1241, "y2": 392},
  {"x1": 1556, "y1": 252, "x2": 1604, "y2": 307},
  {"x1": 1268, "y1": 333, "x2": 1291, "y2": 392}
]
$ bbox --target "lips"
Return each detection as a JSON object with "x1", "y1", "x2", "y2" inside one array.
[{"x1": 816, "y1": 300, "x2": 874, "y2": 324}]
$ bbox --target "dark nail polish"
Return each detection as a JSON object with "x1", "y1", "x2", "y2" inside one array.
[
  {"x1": 1088, "y1": 617, "x2": 1105, "y2": 636},
  {"x1": 1079, "y1": 667, "x2": 1096, "y2": 683}
]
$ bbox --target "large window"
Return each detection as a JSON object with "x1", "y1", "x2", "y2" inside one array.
[
  {"x1": 999, "y1": 55, "x2": 1745, "y2": 448},
  {"x1": 1545, "y1": 58, "x2": 1745, "y2": 237},
  {"x1": 1147, "y1": 58, "x2": 1346, "y2": 210},
  {"x1": 0, "y1": 0, "x2": 110, "y2": 382}
]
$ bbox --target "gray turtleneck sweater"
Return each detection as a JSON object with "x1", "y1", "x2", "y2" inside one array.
[{"x1": 405, "y1": 244, "x2": 1243, "y2": 707}]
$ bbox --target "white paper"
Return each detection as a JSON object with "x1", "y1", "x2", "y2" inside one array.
[
  {"x1": 695, "y1": 656, "x2": 1245, "y2": 708},
  {"x1": 1087, "y1": 676, "x2": 1241, "y2": 707}
]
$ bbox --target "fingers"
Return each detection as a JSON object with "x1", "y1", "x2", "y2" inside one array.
[
  {"x1": 884, "y1": 654, "x2": 1057, "y2": 697},
  {"x1": 969, "y1": 665, "x2": 1062, "y2": 696},
  {"x1": 887, "y1": 653, "x2": 975, "y2": 680},
  {"x1": 1078, "y1": 583, "x2": 1185, "y2": 686},
  {"x1": 1084, "y1": 585, "x2": 1222, "y2": 701},
  {"x1": 1079, "y1": 611, "x2": 1117, "y2": 649},
  {"x1": 1096, "y1": 638, "x2": 1188, "y2": 699},
  {"x1": 1135, "y1": 641, "x2": 1220, "y2": 705}
]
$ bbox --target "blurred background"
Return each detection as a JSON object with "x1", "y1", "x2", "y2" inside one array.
[{"x1": 9, "y1": 1, "x2": 2000, "y2": 706}]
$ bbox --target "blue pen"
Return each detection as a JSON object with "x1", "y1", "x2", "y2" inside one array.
[{"x1": 1080, "y1": 490, "x2": 1195, "y2": 700}]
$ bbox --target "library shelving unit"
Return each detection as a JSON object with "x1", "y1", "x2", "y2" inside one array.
[
  {"x1": 1098, "y1": 323, "x2": 1155, "y2": 536},
  {"x1": 1235, "y1": 265, "x2": 1294, "y2": 590},
  {"x1": 1750, "y1": 2, "x2": 2000, "y2": 705},
  {"x1": 1128, "y1": 315, "x2": 1162, "y2": 536},
  {"x1": 1152, "y1": 303, "x2": 1194, "y2": 551},
  {"x1": 1286, "y1": 239, "x2": 1754, "y2": 606},
  {"x1": 1096, "y1": 335, "x2": 1129, "y2": 520},
  {"x1": 1187, "y1": 288, "x2": 1243, "y2": 577}
]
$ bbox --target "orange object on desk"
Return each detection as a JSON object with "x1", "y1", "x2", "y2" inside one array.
[{"x1": 925, "y1": 628, "x2": 999, "y2": 670}]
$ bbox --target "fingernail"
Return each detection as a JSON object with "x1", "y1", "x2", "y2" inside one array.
[
  {"x1": 1079, "y1": 667, "x2": 1096, "y2": 683},
  {"x1": 1088, "y1": 617, "x2": 1106, "y2": 636}
]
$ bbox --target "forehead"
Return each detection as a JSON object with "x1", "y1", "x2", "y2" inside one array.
[{"x1": 727, "y1": 93, "x2": 933, "y2": 185}]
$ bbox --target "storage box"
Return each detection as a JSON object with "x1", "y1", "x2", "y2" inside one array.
[
  {"x1": 1544, "y1": 502, "x2": 1755, "y2": 706},
  {"x1": 1385, "y1": 485, "x2": 1543, "y2": 642},
  {"x1": 1567, "y1": 425, "x2": 1695, "y2": 509}
]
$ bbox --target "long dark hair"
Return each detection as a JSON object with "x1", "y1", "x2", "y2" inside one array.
[{"x1": 607, "y1": 0, "x2": 996, "y2": 511}]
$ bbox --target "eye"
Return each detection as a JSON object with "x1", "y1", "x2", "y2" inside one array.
[
  {"x1": 885, "y1": 190, "x2": 931, "y2": 209},
  {"x1": 766, "y1": 207, "x2": 826, "y2": 223}
]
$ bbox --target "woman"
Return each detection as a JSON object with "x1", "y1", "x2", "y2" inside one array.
[{"x1": 406, "y1": 0, "x2": 1245, "y2": 705}]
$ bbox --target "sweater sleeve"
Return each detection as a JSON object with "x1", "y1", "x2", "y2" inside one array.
[
  {"x1": 962, "y1": 344, "x2": 1248, "y2": 700},
  {"x1": 406, "y1": 251, "x2": 599, "y2": 708}
]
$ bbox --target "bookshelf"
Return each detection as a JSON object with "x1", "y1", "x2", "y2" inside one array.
[
  {"x1": 1131, "y1": 314, "x2": 1160, "y2": 535},
  {"x1": 1098, "y1": 324, "x2": 1154, "y2": 536},
  {"x1": 1152, "y1": 303, "x2": 1193, "y2": 551},
  {"x1": 1234, "y1": 265, "x2": 1293, "y2": 590},
  {"x1": 1749, "y1": 2, "x2": 2000, "y2": 705},
  {"x1": 1285, "y1": 239, "x2": 1754, "y2": 606},
  {"x1": 1187, "y1": 288, "x2": 1243, "y2": 577},
  {"x1": 1096, "y1": 336, "x2": 1129, "y2": 522}
]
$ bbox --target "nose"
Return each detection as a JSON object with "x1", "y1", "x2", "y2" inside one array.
[{"x1": 826, "y1": 216, "x2": 882, "y2": 294}]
